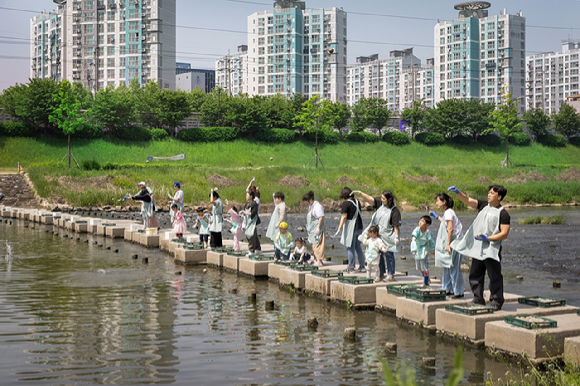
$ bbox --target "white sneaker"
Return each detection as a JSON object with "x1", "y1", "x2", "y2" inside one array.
[
  {"x1": 366, "y1": 271, "x2": 371, "y2": 279},
  {"x1": 246, "y1": 252, "x2": 254, "y2": 257},
  {"x1": 384, "y1": 274, "x2": 394, "y2": 282}
]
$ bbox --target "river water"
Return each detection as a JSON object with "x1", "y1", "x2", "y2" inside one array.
[{"x1": 0, "y1": 206, "x2": 578, "y2": 385}]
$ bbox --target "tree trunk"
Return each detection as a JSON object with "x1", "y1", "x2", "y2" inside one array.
[
  {"x1": 315, "y1": 131, "x2": 319, "y2": 168},
  {"x1": 68, "y1": 133, "x2": 71, "y2": 169},
  {"x1": 505, "y1": 136, "x2": 510, "y2": 168}
]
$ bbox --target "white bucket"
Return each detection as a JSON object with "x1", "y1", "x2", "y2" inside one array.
[
  {"x1": 90, "y1": 218, "x2": 101, "y2": 226},
  {"x1": 130, "y1": 223, "x2": 141, "y2": 232},
  {"x1": 186, "y1": 235, "x2": 197, "y2": 243},
  {"x1": 146, "y1": 228, "x2": 157, "y2": 236}
]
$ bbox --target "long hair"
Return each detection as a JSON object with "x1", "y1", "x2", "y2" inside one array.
[
  {"x1": 435, "y1": 192, "x2": 454, "y2": 209},
  {"x1": 382, "y1": 190, "x2": 395, "y2": 208}
]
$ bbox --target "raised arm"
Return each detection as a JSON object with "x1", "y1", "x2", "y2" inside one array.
[
  {"x1": 356, "y1": 191, "x2": 375, "y2": 206},
  {"x1": 448, "y1": 186, "x2": 478, "y2": 209}
]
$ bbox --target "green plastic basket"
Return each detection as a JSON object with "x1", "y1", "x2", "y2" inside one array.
[
  {"x1": 290, "y1": 264, "x2": 319, "y2": 272},
  {"x1": 249, "y1": 254, "x2": 275, "y2": 261},
  {"x1": 101, "y1": 223, "x2": 116, "y2": 227},
  {"x1": 386, "y1": 283, "x2": 419, "y2": 295},
  {"x1": 338, "y1": 276, "x2": 374, "y2": 285},
  {"x1": 75, "y1": 221, "x2": 88, "y2": 224},
  {"x1": 405, "y1": 287, "x2": 446, "y2": 302},
  {"x1": 227, "y1": 250, "x2": 246, "y2": 257},
  {"x1": 517, "y1": 296, "x2": 566, "y2": 308},
  {"x1": 171, "y1": 238, "x2": 187, "y2": 243},
  {"x1": 274, "y1": 260, "x2": 294, "y2": 266},
  {"x1": 311, "y1": 269, "x2": 343, "y2": 278},
  {"x1": 504, "y1": 315, "x2": 557, "y2": 329},
  {"x1": 445, "y1": 303, "x2": 495, "y2": 315}
]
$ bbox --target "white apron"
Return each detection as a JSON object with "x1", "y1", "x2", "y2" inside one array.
[
  {"x1": 340, "y1": 199, "x2": 361, "y2": 247},
  {"x1": 241, "y1": 208, "x2": 257, "y2": 239},
  {"x1": 434, "y1": 219, "x2": 463, "y2": 268},
  {"x1": 198, "y1": 217, "x2": 210, "y2": 236},
  {"x1": 360, "y1": 205, "x2": 400, "y2": 252},
  {"x1": 209, "y1": 198, "x2": 223, "y2": 233},
  {"x1": 451, "y1": 205, "x2": 503, "y2": 262},
  {"x1": 306, "y1": 201, "x2": 325, "y2": 245},
  {"x1": 266, "y1": 202, "x2": 283, "y2": 241}
]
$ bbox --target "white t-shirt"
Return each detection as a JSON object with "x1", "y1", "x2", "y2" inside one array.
[
  {"x1": 443, "y1": 208, "x2": 461, "y2": 237},
  {"x1": 173, "y1": 190, "x2": 184, "y2": 204},
  {"x1": 310, "y1": 201, "x2": 324, "y2": 219},
  {"x1": 294, "y1": 245, "x2": 307, "y2": 255}
]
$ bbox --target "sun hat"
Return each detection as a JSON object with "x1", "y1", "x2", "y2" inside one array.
[
  {"x1": 138, "y1": 181, "x2": 146, "y2": 186},
  {"x1": 279, "y1": 221, "x2": 288, "y2": 229},
  {"x1": 174, "y1": 181, "x2": 181, "y2": 188}
]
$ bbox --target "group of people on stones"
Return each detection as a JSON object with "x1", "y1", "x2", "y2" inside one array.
[{"x1": 131, "y1": 179, "x2": 511, "y2": 311}]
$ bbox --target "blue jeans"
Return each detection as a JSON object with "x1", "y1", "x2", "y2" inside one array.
[
  {"x1": 275, "y1": 248, "x2": 290, "y2": 260},
  {"x1": 347, "y1": 229, "x2": 365, "y2": 269},
  {"x1": 442, "y1": 250, "x2": 465, "y2": 295},
  {"x1": 379, "y1": 251, "x2": 395, "y2": 275}
]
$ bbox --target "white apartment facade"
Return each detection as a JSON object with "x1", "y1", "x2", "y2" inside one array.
[
  {"x1": 215, "y1": 45, "x2": 249, "y2": 96},
  {"x1": 30, "y1": 0, "x2": 176, "y2": 92},
  {"x1": 434, "y1": 3, "x2": 525, "y2": 112},
  {"x1": 526, "y1": 41, "x2": 580, "y2": 114},
  {"x1": 216, "y1": 0, "x2": 347, "y2": 102}
]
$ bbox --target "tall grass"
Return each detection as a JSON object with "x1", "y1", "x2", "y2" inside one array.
[{"x1": 518, "y1": 215, "x2": 566, "y2": 225}]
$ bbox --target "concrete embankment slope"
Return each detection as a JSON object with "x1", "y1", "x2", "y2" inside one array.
[{"x1": 0, "y1": 174, "x2": 42, "y2": 209}]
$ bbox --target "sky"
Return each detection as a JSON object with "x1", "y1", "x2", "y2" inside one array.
[{"x1": 1, "y1": 0, "x2": 580, "y2": 91}]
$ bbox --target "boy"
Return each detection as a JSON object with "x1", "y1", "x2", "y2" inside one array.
[
  {"x1": 274, "y1": 222, "x2": 294, "y2": 260},
  {"x1": 411, "y1": 215, "x2": 436, "y2": 286},
  {"x1": 194, "y1": 207, "x2": 211, "y2": 249},
  {"x1": 447, "y1": 185, "x2": 511, "y2": 310}
]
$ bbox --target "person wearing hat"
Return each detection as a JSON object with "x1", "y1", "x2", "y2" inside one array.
[
  {"x1": 131, "y1": 184, "x2": 153, "y2": 230},
  {"x1": 136, "y1": 181, "x2": 159, "y2": 229},
  {"x1": 168, "y1": 181, "x2": 184, "y2": 223},
  {"x1": 274, "y1": 221, "x2": 294, "y2": 261}
]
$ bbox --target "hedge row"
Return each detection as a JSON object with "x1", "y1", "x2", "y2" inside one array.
[
  {"x1": 176, "y1": 127, "x2": 239, "y2": 142},
  {"x1": 0, "y1": 122, "x2": 37, "y2": 137}
]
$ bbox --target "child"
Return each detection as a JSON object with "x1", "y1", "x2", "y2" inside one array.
[
  {"x1": 431, "y1": 193, "x2": 464, "y2": 298},
  {"x1": 292, "y1": 237, "x2": 311, "y2": 264},
  {"x1": 362, "y1": 225, "x2": 388, "y2": 282},
  {"x1": 194, "y1": 207, "x2": 211, "y2": 249},
  {"x1": 171, "y1": 203, "x2": 187, "y2": 239},
  {"x1": 226, "y1": 206, "x2": 243, "y2": 251},
  {"x1": 274, "y1": 222, "x2": 294, "y2": 260},
  {"x1": 411, "y1": 215, "x2": 436, "y2": 286}
]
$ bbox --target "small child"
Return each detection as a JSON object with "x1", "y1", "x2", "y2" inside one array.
[
  {"x1": 274, "y1": 222, "x2": 294, "y2": 260},
  {"x1": 171, "y1": 203, "x2": 187, "y2": 239},
  {"x1": 362, "y1": 225, "x2": 388, "y2": 282},
  {"x1": 292, "y1": 237, "x2": 311, "y2": 264},
  {"x1": 411, "y1": 215, "x2": 436, "y2": 286},
  {"x1": 226, "y1": 206, "x2": 243, "y2": 251},
  {"x1": 194, "y1": 207, "x2": 211, "y2": 249}
]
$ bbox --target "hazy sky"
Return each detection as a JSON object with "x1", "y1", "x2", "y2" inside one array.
[{"x1": 1, "y1": 0, "x2": 580, "y2": 91}]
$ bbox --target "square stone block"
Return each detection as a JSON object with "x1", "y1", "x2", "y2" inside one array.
[
  {"x1": 160, "y1": 238, "x2": 170, "y2": 252},
  {"x1": 268, "y1": 262, "x2": 289, "y2": 282},
  {"x1": 279, "y1": 268, "x2": 312, "y2": 290},
  {"x1": 437, "y1": 303, "x2": 579, "y2": 344},
  {"x1": 106, "y1": 227, "x2": 125, "y2": 238},
  {"x1": 223, "y1": 254, "x2": 243, "y2": 271},
  {"x1": 168, "y1": 241, "x2": 183, "y2": 255},
  {"x1": 174, "y1": 248, "x2": 207, "y2": 265},
  {"x1": 138, "y1": 234, "x2": 159, "y2": 248},
  {"x1": 375, "y1": 276, "x2": 426, "y2": 312},
  {"x1": 397, "y1": 291, "x2": 521, "y2": 328},
  {"x1": 124, "y1": 229, "x2": 134, "y2": 241},
  {"x1": 485, "y1": 313, "x2": 580, "y2": 362},
  {"x1": 95, "y1": 225, "x2": 108, "y2": 236},
  {"x1": 41, "y1": 216, "x2": 53, "y2": 225},
  {"x1": 330, "y1": 279, "x2": 387, "y2": 306},
  {"x1": 565, "y1": 336, "x2": 580, "y2": 368},
  {"x1": 239, "y1": 258, "x2": 272, "y2": 277},
  {"x1": 207, "y1": 251, "x2": 224, "y2": 267},
  {"x1": 75, "y1": 223, "x2": 88, "y2": 233},
  {"x1": 303, "y1": 265, "x2": 348, "y2": 296}
]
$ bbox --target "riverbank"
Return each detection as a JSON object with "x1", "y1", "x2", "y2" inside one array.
[{"x1": 2, "y1": 137, "x2": 580, "y2": 209}]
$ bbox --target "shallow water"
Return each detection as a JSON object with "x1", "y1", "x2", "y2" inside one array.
[{"x1": 0, "y1": 207, "x2": 578, "y2": 385}]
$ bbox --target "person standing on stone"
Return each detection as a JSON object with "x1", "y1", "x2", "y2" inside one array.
[
  {"x1": 168, "y1": 181, "x2": 184, "y2": 223},
  {"x1": 302, "y1": 191, "x2": 325, "y2": 267},
  {"x1": 266, "y1": 191, "x2": 287, "y2": 242},
  {"x1": 136, "y1": 181, "x2": 159, "y2": 229},
  {"x1": 334, "y1": 187, "x2": 365, "y2": 273},
  {"x1": 208, "y1": 189, "x2": 223, "y2": 248},
  {"x1": 356, "y1": 190, "x2": 401, "y2": 281},
  {"x1": 241, "y1": 190, "x2": 261, "y2": 256},
  {"x1": 447, "y1": 185, "x2": 511, "y2": 310},
  {"x1": 131, "y1": 185, "x2": 153, "y2": 230}
]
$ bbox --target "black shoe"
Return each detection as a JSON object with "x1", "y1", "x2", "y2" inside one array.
[
  {"x1": 446, "y1": 292, "x2": 454, "y2": 296},
  {"x1": 452, "y1": 294, "x2": 464, "y2": 299},
  {"x1": 472, "y1": 300, "x2": 486, "y2": 306},
  {"x1": 491, "y1": 303, "x2": 502, "y2": 311}
]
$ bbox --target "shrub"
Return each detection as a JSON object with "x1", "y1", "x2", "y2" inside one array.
[
  {"x1": 537, "y1": 134, "x2": 568, "y2": 148},
  {"x1": 75, "y1": 123, "x2": 104, "y2": 139},
  {"x1": 150, "y1": 128, "x2": 169, "y2": 141},
  {"x1": 102, "y1": 162, "x2": 144, "y2": 170},
  {"x1": 81, "y1": 159, "x2": 101, "y2": 171},
  {"x1": 508, "y1": 132, "x2": 532, "y2": 147},
  {"x1": 570, "y1": 136, "x2": 580, "y2": 147},
  {"x1": 447, "y1": 134, "x2": 473, "y2": 145},
  {"x1": 0, "y1": 122, "x2": 37, "y2": 137},
  {"x1": 304, "y1": 129, "x2": 340, "y2": 144},
  {"x1": 115, "y1": 126, "x2": 152, "y2": 141},
  {"x1": 415, "y1": 132, "x2": 445, "y2": 146},
  {"x1": 113, "y1": 176, "x2": 135, "y2": 189},
  {"x1": 177, "y1": 127, "x2": 238, "y2": 142},
  {"x1": 382, "y1": 131, "x2": 410, "y2": 146},
  {"x1": 256, "y1": 128, "x2": 296, "y2": 143},
  {"x1": 477, "y1": 134, "x2": 501, "y2": 147},
  {"x1": 345, "y1": 132, "x2": 380, "y2": 143}
]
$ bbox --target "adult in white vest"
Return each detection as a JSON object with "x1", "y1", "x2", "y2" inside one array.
[
  {"x1": 334, "y1": 187, "x2": 365, "y2": 273},
  {"x1": 302, "y1": 191, "x2": 325, "y2": 267},
  {"x1": 168, "y1": 181, "x2": 184, "y2": 223},
  {"x1": 448, "y1": 185, "x2": 511, "y2": 310},
  {"x1": 266, "y1": 191, "x2": 287, "y2": 242},
  {"x1": 209, "y1": 189, "x2": 223, "y2": 248}
]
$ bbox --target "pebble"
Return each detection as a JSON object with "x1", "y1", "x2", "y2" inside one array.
[
  {"x1": 228, "y1": 288, "x2": 238, "y2": 294},
  {"x1": 132, "y1": 254, "x2": 138, "y2": 259},
  {"x1": 343, "y1": 327, "x2": 356, "y2": 340},
  {"x1": 143, "y1": 257, "x2": 149, "y2": 264},
  {"x1": 307, "y1": 317, "x2": 319, "y2": 329},
  {"x1": 265, "y1": 300, "x2": 275, "y2": 310},
  {"x1": 203, "y1": 268, "x2": 208, "y2": 273},
  {"x1": 516, "y1": 275, "x2": 523, "y2": 281},
  {"x1": 385, "y1": 342, "x2": 397, "y2": 352},
  {"x1": 422, "y1": 357, "x2": 436, "y2": 367},
  {"x1": 553, "y1": 281, "x2": 561, "y2": 288}
]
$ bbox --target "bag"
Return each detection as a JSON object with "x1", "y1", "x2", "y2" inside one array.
[{"x1": 147, "y1": 212, "x2": 160, "y2": 229}]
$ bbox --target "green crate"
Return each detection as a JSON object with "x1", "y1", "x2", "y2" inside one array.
[
  {"x1": 386, "y1": 283, "x2": 420, "y2": 295},
  {"x1": 75, "y1": 221, "x2": 88, "y2": 224},
  {"x1": 227, "y1": 250, "x2": 246, "y2": 257},
  {"x1": 445, "y1": 303, "x2": 495, "y2": 315},
  {"x1": 405, "y1": 287, "x2": 447, "y2": 302},
  {"x1": 311, "y1": 269, "x2": 343, "y2": 278},
  {"x1": 171, "y1": 238, "x2": 187, "y2": 243},
  {"x1": 184, "y1": 244, "x2": 204, "y2": 250},
  {"x1": 53, "y1": 216, "x2": 61, "y2": 219},
  {"x1": 290, "y1": 264, "x2": 319, "y2": 272},
  {"x1": 338, "y1": 276, "x2": 374, "y2": 285},
  {"x1": 274, "y1": 260, "x2": 294, "y2": 266},
  {"x1": 504, "y1": 315, "x2": 557, "y2": 329},
  {"x1": 214, "y1": 247, "x2": 234, "y2": 253},
  {"x1": 577, "y1": 309, "x2": 580, "y2": 316},
  {"x1": 249, "y1": 254, "x2": 275, "y2": 261},
  {"x1": 41, "y1": 214, "x2": 53, "y2": 217},
  {"x1": 518, "y1": 296, "x2": 566, "y2": 308},
  {"x1": 137, "y1": 229, "x2": 144, "y2": 233},
  {"x1": 101, "y1": 223, "x2": 116, "y2": 227}
]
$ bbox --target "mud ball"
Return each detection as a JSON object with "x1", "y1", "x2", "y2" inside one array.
[
  {"x1": 203, "y1": 268, "x2": 208, "y2": 273},
  {"x1": 270, "y1": 157, "x2": 273, "y2": 161}
]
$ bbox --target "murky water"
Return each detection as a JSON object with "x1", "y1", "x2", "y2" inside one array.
[{"x1": 0, "y1": 207, "x2": 578, "y2": 385}]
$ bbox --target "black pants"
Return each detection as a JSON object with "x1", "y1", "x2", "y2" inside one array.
[
  {"x1": 210, "y1": 232, "x2": 222, "y2": 248},
  {"x1": 469, "y1": 257, "x2": 504, "y2": 308},
  {"x1": 247, "y1": 230, "x2": 261, "y2": 253}
]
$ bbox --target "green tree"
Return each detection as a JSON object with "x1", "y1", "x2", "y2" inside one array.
[
  {"x1": 425, "y1": 99, "x2": 492, "y2": 139},
  {"x1": 294, "y1": 95, "x2": 331, "y2": 168},
  {"x1": 155, "y1": 89, "x2": 192, "y2": 136},
  {"x1": 326, "y1": 100, "x2": 351, "y2": 138},
  {"x1": 350, "y1": 97, "x2": 369, "y2": 133},
  {"x1": 463, "y1": 99, "x2": 495, "y2": 141},
  {"x1": 90, "y1": 85, "x2": 135, "y2": 135},
  {"x1": 400, "y1": 100, "x2": 428, "y2": 138},
  {"x1": 188, "y1": 88, "x2": 207, "y2": 112},
  {"x1": 523, "y1": 108, "x2": 551, "y2": 141},
  {"x1": 137, "y1": 80, "x2": 163, "y2": 129},
  {"x1": 49, "y1": 80, "x2": 87, "y2": 169},
  {"x1": 487, "y1": 88, "x2": 522, "y2": 167},
  {"x1": 226, "y1": 94, "x2": 266, "y2": 137},
  {"x1": 71, "y1": 82, "x2": 93, "y2": 110},
  {"x1": 364, "y1": 97, "x2": 392, "y2": 136},
  {"x1": 199, "y1": 87, "x2": 232, "y2": 127},
  {"x1": 262, "y1": 93, "x2": 292, "y2": 129},
  {"x1": 552, "y1": 103, "x2": 580, "y2": 140}
]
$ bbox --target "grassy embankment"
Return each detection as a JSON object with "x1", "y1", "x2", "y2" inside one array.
[{"x1": 1, "y1": 136, "x2": 579, "y2": 209}]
